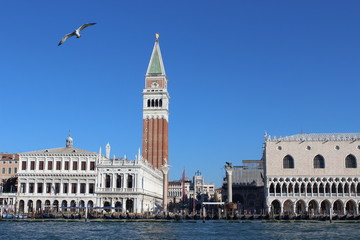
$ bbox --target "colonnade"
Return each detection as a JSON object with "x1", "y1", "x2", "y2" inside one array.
[
  {"x1": 98, "y1": 173, "x2": 137, "y2": 190},
  {"x1": 269, "y1": 198, "x2": 359, "y2": 216},
  {"x1": 268, "y1": 177, "x2": 360, "y2": 198},
  {"x1": 267, "y1": 176, "x2": 360, "y2": 216},
  {"x1": 17, "y1": 198, "x2": 96, "y2": 214}
]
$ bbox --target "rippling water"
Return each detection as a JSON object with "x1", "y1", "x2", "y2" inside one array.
[{"x1": 0, "y1": 220, "x2": 359, "y2": 240}]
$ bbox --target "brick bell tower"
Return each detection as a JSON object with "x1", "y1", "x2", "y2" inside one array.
[{"x1": 142, "y1": 34, "x2": 170, "y2": 170}]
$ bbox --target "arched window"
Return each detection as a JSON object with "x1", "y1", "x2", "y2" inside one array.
[
  {"x1": 275, "y1": 183, "x2": 280, "y2": 194},
  {"x1": 345, "y1": 154, "x2": 357, "y2": 168},
  {"x1": 116, "y1": 175, "x2": 122, "y2": 188},
  {"x1": 307, "y1": 183, "x2": 311, "y2": 193},
  {"x1": 147, "y1": 99, "x2": 150, "y2": 107},
  {"x1": 105, "y1": 174, "x2": 111, "y2": 188},
  {"x1": 127, "y1": 175, "x2": 133, "y2": 188},
  {"x1": 314, "y1": 155, "x2": 325, "y2": 168},
  {"x1": 159, "y1": 99, "x2": 163, "y2": 107},
  {"x1": 283, "y1": 155, "x2": 294, "y2": 168},
  {"x1": 155, "y1": 99, "x2": 159, "y2": 107},
  {"x1": 313, "y1": 183, "x2": 318, "y2": 193},
  {"x1": 269, "y1": 183, "x2": 274, "y2": 193},
  {"x1": 288, "y1": 183, "x2": 293, "y2": 194},
  {"x1": 151, "y1": 99, "x2": 155, "y2": 107},
  {"x1": 282, "y1": 184, "x2": 286, "y2": 195}
]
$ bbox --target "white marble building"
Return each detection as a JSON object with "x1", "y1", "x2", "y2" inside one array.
[
  {"x1": 264, "y1": 133, "x2": 360, "y2": 216},
  {"x1": 96, "y1": 146, "x2": 163, "y2": 213},
  {"x1": 16, "y1": 137, "x2": 164, "y2": 214},
  {"x1": 17, "y1": 137, "x2": 97, "y2": 214}
]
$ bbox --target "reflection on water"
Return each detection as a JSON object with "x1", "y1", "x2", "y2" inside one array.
[{"x1": 0, "y1": 221, "x2": 359, "y2": 240}]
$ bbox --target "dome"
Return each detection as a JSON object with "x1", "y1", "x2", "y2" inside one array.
[{"x1": 66, "y1": 136, "x2": 73, "y2": 148}]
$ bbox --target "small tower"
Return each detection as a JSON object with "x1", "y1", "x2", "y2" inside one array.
[
  {"x1": 106, "y1": 143, "x2": 111, "y2": 159},
  {"x1": 142, "y1": 34, "x2": 170, "y2": 169},
  {"x1": 66, "y1": 136, "x2": 73, "y2": 148}
]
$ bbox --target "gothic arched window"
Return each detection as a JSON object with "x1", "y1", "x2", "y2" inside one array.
[
  {"x1": 147, "y1": 99, "x2": 150, "y2": 107},
  {"x1": 314, "y1": 155, "x2": 325, "y2": 168},
  {"x1": 159, "y1": 99, "x2": 163, "y2": 107},
  {"x1": 283, "y1": 155, "x2": 294, "y2": 169},
  {"x1": 345, "y1": 154, "x2": 357, "y2": 168}
]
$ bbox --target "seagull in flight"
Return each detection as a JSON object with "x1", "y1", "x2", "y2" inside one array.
[{"x1": 58, "y1": 23, "x2": 96, "y2": 46}]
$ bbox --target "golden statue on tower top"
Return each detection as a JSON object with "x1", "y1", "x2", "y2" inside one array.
[{"x1": 156, "y1": 33, "x2": 160, "y2": 40}]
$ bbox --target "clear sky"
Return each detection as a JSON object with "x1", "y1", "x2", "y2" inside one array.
[{"x1": 1, "y1": 1, "x2": 360, "y2": 187}]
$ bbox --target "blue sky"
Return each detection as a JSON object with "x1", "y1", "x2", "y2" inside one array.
[{"x1": 1, "y1": 1, "x2": 360, "y2": 187}]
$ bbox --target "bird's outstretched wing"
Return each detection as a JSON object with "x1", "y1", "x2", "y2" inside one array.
[
  {"x1": 58, "y1": 32, "x2": 76, "y2": 46},
  {"x1": 78, "y1": 23, "x2": 96, "y2": 32}
]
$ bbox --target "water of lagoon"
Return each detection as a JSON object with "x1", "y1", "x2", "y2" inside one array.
[{"x1": 0, "y1": 220, "x2": 359, "y2": 240}]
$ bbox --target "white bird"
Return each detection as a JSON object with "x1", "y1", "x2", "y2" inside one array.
[{"x1": 58, "y1": 23, "x2": 96, "y2": 46}]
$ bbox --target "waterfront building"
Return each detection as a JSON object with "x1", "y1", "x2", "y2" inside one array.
[
  {"x1": 264, "y1": 133, "x2": 360, "y2": 216},
  {"x1": 214, "y1": 187, "x2": 222, "y2": 202},
  {"x1": 96, "y1": 146, "x2": 163, "y2": 213},
  {"x1": 168, "y1": 171, "x2": 215, "y2": 205},
  {"x1": 16, "y1": 138, "x2": 165, "y2": 214},
  {"x1": 222, "y1": 160, "x2": 265, "y2": 214},
  {"x1": 168, "y1": 178, "x2": 191, "y2": 204},
  {"x1": 0, "y1": 153, "x2": 19, "y2": 192},
  {"x1": 17, "y1": 137, "x2": 98, "y2": 214},
  {"x1": 0, "y1": 153, "x2": 20, "y2": 212},
  {"x1": 193, "y1": 171, "x2": 215, "y2": 202}
]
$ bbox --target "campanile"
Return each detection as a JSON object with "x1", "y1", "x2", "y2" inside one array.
[{"x1": 142, "y1": 35, "x2": 169, "y2": 169}]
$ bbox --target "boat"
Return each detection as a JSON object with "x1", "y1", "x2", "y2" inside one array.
[
  {"x1": 103, "y1": 214, "x2": 114, "y2": 219},
  {"x1": 2, "y1": 213, "x2": 15, "y2": 219}
]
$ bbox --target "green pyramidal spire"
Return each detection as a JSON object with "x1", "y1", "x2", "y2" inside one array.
[
  {"x1": 146, "y1": 36, "x2": 166, "y2": 76},
  {"x1": 148, "y1": 49, "x2": 161, "y2": 74}
]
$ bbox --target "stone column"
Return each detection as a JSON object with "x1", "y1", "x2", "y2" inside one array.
[
  {"x1": 121, "y1": 198, "x2": 125, "y2": 213},
  {"x1": 25, "y1": 181, "x2": 29, "y2": 194},
  {"x1": 133, "y1": 174, "x2": 136, "y2": 189},
  {"x1": 161, "y1": 162, "x2": 170, "y2": 214},
  {"x1": 60, "y1": 179, "x2": 63, "y2": 194},
  {"x1": 85, "y1": 180, "x2": 89, "y2": 194},
  {"x1": 111, "y1": 198, "x2": 115, "y2": 213},
  {"x1": 97, "y1": 173, "x2": 101, "y2": 188},
  {"x1": 336, "y1": 184, "x2": 338, "y2": 197},
  {"x1": 102, "y1": 174, "x2": 106, "y2": 189},
  {"x1": 293, "y1": 203, "x2": 296, "y2": 215},
  {"x1": 77, "y1": 180, "x2": 80, "y2": 195},
  {"x1": 113, "y1": 174, "x2": 118, "y2": 189},
  {"x1": 111, "y1": 173, "x2": 115, "y2": 189},
  {"x1": 124, "y1": 174, "x2": 128, "y2": 190},
  {"x1": 134, "y1": 198, "x2": 137, "y2": 213},
  {"x1": 225, "y1": 163, "x2": 233, "y2": 203}
]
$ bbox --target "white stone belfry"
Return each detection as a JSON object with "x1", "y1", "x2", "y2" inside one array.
[{"x1": 106, "y1": 143, "x2": 111, "y2": 159}]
